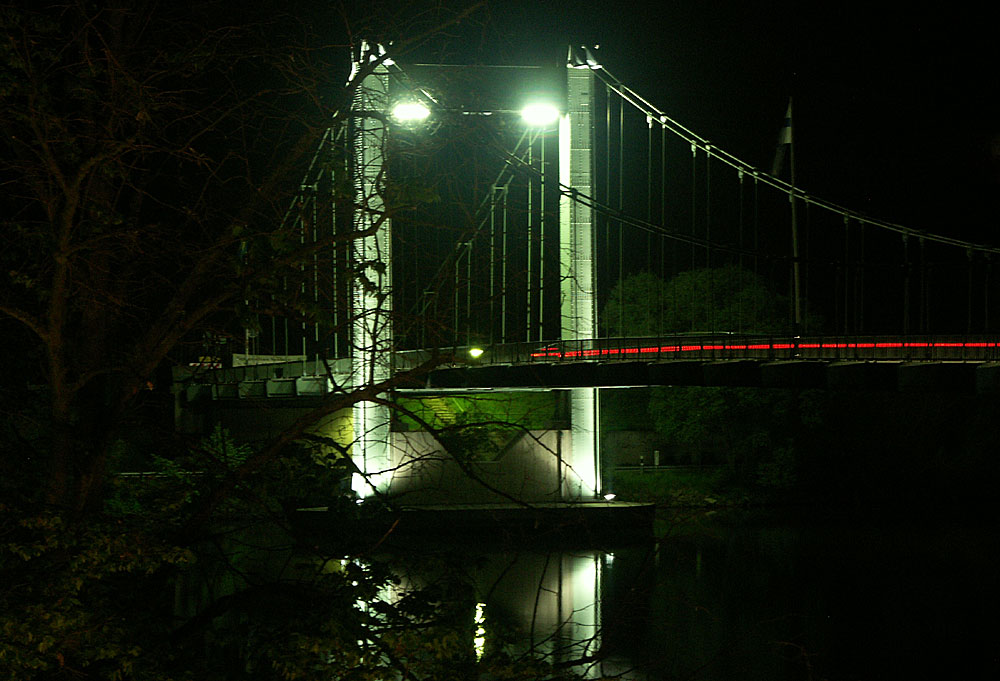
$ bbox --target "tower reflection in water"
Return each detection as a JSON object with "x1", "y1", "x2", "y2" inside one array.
[{"x1": 380, "y1": 546, "x2": 648, "y2": 679}]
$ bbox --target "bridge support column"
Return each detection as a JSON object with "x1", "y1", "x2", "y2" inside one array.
[
  {"x1": 350, "y1": 43, "x2": 393, "y2": 497},
  {"x1": 559, "y1": 47, "x2": 600, "y2": 499},
  {"x1": 563, "y1": 387, "x2": 599, "y2": 498}
]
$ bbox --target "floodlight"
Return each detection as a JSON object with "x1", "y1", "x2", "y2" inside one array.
[
  {"x1": 468, "y1": 347, "x2": 485, "y2": 359},
  {"x1": 392, "y1": 101, "x2": 430, "y2": 122},
  {"x1": 520, "y1": 102, "x2": 560, "y2": 127},
  {"x1": 603, "y1": 493, "x2": 616, "y2": 501}
]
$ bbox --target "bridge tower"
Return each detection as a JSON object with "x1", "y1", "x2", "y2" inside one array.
[
  {"x1": 560, "y1": 46, "x2": 600, "y2": 499},
  {"x1": 349, "y1": 43, "x2": 393, "y2": 497},
  {"x1": 346, "y1": 44, "x2": 603, "y2": 501}
]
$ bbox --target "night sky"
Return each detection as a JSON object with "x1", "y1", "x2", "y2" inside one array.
[{"x1": 388, "y1": 1, "x2": 999, "y2": 244}]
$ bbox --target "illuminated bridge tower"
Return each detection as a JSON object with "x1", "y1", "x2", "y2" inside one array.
[
  {"x1": 350, "y1": 43, "x2": 393, "y2": 497},
  {"x1": 559, "y1": 46, "x2": 600, "y2": 499},
  {"x1": 346, "y1": 44, "x2": 603, "y2": 501}
]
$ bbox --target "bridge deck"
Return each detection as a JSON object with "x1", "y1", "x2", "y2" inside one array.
[{"x1": 178, "y1": 336, "x2": 1000, "y2": 397}]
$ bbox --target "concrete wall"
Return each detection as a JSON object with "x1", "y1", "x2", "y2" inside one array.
[
  {"x1": 386, "y1": 430, "x2": 570, "y2": 506},
  {"x1": 176, "y1": 395, "x2": 592, "y2": 505}
]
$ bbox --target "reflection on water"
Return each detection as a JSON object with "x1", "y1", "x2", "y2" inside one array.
[
  {"x1": 178, "y1": 512, "x2": 999, "y2": 679},
  {"x1": 385, "y1": 512, "x2": 1000, "y2": 680},
  {"x1": 382, "y1": 547, "x2": 614, "y2": 677}
]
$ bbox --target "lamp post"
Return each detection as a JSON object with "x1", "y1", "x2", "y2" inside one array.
[
  {"x1": 520, "y1": 102, "x2": 559, "y2": 343},
  {"x1": 389, "y1": 92, "x2": 560, "y2": 347}
]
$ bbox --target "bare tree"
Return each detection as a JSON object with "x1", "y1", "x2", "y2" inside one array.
[{"x1": 0, "y1": 0, "x2": 486, "y2": 515}]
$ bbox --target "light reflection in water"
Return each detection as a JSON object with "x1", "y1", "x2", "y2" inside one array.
[
  {"x1": 177, "y1": 516, "x2": 1000, "y2": 680},
  {"x1": 379, "y1": 547, "x2": 640, "y2": 679},
  {"x1": 473, "y1": 602, "x2": 486, "y2": 660}
]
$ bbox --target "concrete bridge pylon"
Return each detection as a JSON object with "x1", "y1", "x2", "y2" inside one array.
[
  {"x1": 348, "y1": 44, "x2": 604, "y2": 501},
  {"x1": 350, "y1": 42, "x2": 393, "y2": 497},
  {"x1": 559, "y1": 46, "x2": 601, "y2": 499}
]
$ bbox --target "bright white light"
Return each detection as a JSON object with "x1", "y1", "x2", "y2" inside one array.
[
  {"x1": 468, "y1": 347, "x2": 485, "y2": 359},
  {"x1": 392, "y1": 101, "x2": 430, "y2": 122},
  {"x1": 603, "y1": 493, "x2": 616, "y2": 501},
  {"x1": 474, "y1": 602, "x2": 486, "y2": 660},
  {"x1": 521, "y1": 102, "x2": 560, "y2": 127}
]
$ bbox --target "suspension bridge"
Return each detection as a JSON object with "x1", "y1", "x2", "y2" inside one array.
[{"x1": 177, "y1": 43, "x2": 1000, "y2": 504}]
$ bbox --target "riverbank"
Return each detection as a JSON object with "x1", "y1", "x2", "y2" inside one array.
[
  {"x1": 608, "y1": 466, "x2": 753, "y2": 507},
  {"x1": 608, "y1": 462, "x2": 1000, "y2": 521}
]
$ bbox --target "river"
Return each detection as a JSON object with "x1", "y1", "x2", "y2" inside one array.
[{"x1": 387, "y1": 509, "x2": 1000, "y2": 680}]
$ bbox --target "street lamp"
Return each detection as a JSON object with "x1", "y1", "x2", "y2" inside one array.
[
  {"x1": 388, "y1": 86, "x2": 562, "y2": 347},
  {"x1": 391, "y1": 100, "x2": 431, "y2": 122},
  {"x1": 393, "y1": 100, "x2": 559, "y2": 127},
  {"x1": 520, "y1": 101, "x2": 560, "y2": 128},
  {"x1": 515, "y1": 100, "x2": 559, "y2": 343}
]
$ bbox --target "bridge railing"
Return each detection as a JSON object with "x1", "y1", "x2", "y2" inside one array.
[{"x1": 420, "y1": 335, "x2": 1000, "y2": 367}]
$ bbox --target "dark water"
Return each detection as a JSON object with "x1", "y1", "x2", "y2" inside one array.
[
  {"x1": 603, "y1": 512, "x2": 1000, "y2": 680},
  {"x1": 398, "y1": 511, "x2": 1000, "y2": 680},
  {"x1": 191, "y1": 510, "x2": 1000, "y2": 679}
]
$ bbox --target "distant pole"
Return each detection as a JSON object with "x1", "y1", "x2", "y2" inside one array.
[
  {"x1": 489, "y1": 187, "x2": 496, "y2": 344},
  {"x1": 502, "y1": 189, "x2": 508, "y2": 342},
  {"x1": 539, "y1": 134, "x2": 545, "y2": 341},
  {"x1": 466, "y1": 241, "x2": 472, "y2": 344},
  {"x1": 788, "y1": 97, "x2": 803, "y2": 331},
  {"x1": 526, "y1": 138, "x2": 533, "y2": 342}
]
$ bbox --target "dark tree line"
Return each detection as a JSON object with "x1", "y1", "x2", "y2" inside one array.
[{"x1": 600, "y1": 267, "x2": 1000, "y2": 509}]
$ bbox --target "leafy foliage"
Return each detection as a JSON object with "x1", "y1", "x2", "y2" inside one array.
[
  {"x1": 2, "y1": 422, "x2": 598, "y2": 680},
  {"x1": 601, "y1": 266, "x2": 792, "y2": 336},
  {"x1": 601, "y1": 267, "x2": 812, "y2": 497},
  {"x1": 395, "y1": 393, "x2": 563, "y2": 461},
  {"x1": 0, "y1": 509, "x2": 194, "y2": 679},
  {"x1": 647, "y1": 385, "x2": 806, "y2": 486}
]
